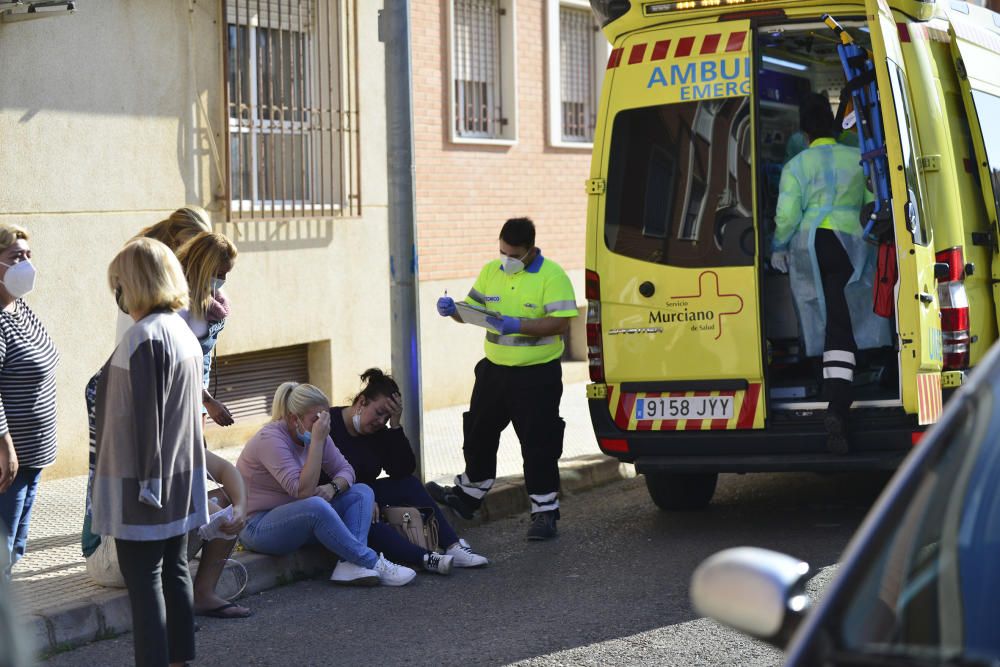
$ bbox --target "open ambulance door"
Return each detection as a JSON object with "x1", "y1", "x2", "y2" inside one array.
[
  {"x1": 864, "y1": 0, "x2": 943, "y2": 425},
  {"x1": 592, "y1": 18, "x2": 767, "y2": 433},
  {"x1": 946, "y1": 14, "x2": 1000, "y2": 337}
]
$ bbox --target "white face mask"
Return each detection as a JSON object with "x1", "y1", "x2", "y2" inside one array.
[
  {"x1": 0, "y1": 260, "x2": 36, "y2": 298},
  {"x1": 500, "y1": 250, "x2": 530, "y2": 274},
  {"x1": 352, "y1": 410, "x2": 362, "y2": 433},
  {"x1": 211, "y1": 277, "x2": 226, "y2": 292}
]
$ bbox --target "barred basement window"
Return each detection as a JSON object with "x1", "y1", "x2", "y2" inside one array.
[
  {"x1": 224, "y1": 0, "x2": 360, "y2": 220},
  {"x1": 450, "y1": 0, "x2": 517, "y2": 143},
  {"x1": 559, "y1": 4, "x2": 596, "y2": 142}
]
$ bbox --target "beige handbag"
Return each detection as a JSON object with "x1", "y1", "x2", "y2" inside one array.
[{"x1": 382, "y1": 506, "x2": 440, "y2": 552}]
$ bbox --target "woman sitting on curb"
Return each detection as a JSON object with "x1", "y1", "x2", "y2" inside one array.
[
  {"x1": 331, "y1": 369, "x2": 488, "y2": 574},
  {"x1": 236, "y1": 382, "x2": 415, "y2": 587},
  {"x1": 82, "y1": 448, "x2": 252, "y2": 619}
]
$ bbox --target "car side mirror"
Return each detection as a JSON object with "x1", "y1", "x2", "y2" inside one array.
[{"x1": 690, "y1": 547, "x2": 811, "y2": 649}]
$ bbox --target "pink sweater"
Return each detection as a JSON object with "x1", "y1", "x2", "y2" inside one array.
[{"x1": 237, "y1": 421, "x2": 357, "y2": 516}]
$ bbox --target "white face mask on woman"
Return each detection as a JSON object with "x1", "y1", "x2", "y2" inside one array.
[
  {"x1": 352, "y1": 410, "x2": 362, "y2": 433},
  {"x1": 0, "y1": 260, "x2": 36, "y2": 298}
]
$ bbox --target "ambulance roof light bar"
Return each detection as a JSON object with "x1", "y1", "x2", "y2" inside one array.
[{"x1": 644, "y1": 0, "x2": 770, "y2": 15}]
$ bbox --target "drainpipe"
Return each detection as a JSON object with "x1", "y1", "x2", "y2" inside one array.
[{"x1": 379, "y1": 0, "x2": 424, "y2": 479}]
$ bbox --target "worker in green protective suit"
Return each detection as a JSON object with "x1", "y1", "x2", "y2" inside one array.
[{"x1": 771, "y1": 93, "x2": 889, "y2": 454}]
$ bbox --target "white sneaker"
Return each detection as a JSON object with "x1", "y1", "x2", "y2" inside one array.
[
  {"x1": 446, "y1": 539, "x2": 489, "y2": 568},
  {"x1": 373, "y1": 553, "x2": 416, "y2": 586},
  {"x1": 197, "y1": 505, "x2": 234, "y2": 542},
  {"x1": 329, "y1": 560, "x2": 379, "y2": 586},
  {"x1": 422, "y1": 552, "x2": 453, "y2": 575}
]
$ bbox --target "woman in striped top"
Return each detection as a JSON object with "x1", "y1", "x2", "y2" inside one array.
[{"x1": 0, "y1": 223, "x2": 59, "y2": 581}]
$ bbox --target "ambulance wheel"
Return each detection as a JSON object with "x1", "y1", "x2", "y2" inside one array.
[{"x1": 644, "y1": 472, "x2": 718, "y2": 511}]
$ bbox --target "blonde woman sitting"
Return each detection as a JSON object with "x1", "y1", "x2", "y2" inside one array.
[{"x1": 236, "y1": 382, "x2": 415, "y2": 586}]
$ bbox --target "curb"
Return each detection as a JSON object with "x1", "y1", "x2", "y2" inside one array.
[{"x1": 30, "y1": 453, "x2": 630, "y2": 658}]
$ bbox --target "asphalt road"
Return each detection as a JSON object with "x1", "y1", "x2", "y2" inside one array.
[{"x1": 45, "y1": 470, "x2": 890, "y2": 666}]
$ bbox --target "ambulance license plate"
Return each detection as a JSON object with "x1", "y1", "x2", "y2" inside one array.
[{"x1": 635, "y1": 396, "x2": 734, "y2": 421}]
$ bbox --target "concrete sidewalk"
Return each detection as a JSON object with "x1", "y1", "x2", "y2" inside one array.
[{"x1": 9, "y1": 380, "x2": 631, "y2": 657}]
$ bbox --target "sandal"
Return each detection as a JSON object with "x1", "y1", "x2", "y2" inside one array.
[{"x1": 195, "y1": 602, "x2": 252, "y2": 619}]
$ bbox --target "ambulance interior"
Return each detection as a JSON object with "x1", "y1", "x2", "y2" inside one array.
[{"x1": 756, "y1": 22, "x2": 900, "y2": 407}]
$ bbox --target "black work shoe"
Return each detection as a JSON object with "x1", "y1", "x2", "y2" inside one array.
[
  {"x1": 824, "y1": 412, "x2": 849, "y2": 456},
  {"x1": 426, "y1": 481, "x2": 477, "y2": 520},
  {"x1": 526, "y1": 511, "x2": 558, "y2": 541}
]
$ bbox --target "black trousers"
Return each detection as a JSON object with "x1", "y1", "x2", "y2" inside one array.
[
  {"x1": 459, "y1": 358, "x2": 565, "y2": 514},
  {"x1": 115, "y1": 533, "x2": 195, "y2": 667},
  {"x1": 816, "y1": 229, "x2": 857, "y2": 414}
]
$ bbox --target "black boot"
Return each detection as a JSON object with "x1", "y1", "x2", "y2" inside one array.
[{"x1": 824, "y1": 379, "x2": 852, "y2": 455}]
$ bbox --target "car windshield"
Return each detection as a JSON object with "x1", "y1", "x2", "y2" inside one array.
[{"x1": 831, "y1": 384, "x2": 1000, "y2": 663}]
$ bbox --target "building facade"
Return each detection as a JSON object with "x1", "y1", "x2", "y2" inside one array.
[
  {"x1": 413, "y1": 0, "x2": 598, "y2": 408},
  {"x1": 0, "y1": 0, "x2": 392, "y2": 478}
]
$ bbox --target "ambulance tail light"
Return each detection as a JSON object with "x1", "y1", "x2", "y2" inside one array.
[
  {"x1": 586, "y1": 270, "x2": 605, "y2": 383},
  {"x1": 936, "y1": 247, "x2": 970, "y2": 370}
]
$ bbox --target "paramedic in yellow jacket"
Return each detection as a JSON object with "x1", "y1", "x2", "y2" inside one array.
[
  {"x1": 771, "y1": 93, "x2": 889, "y2": 455},
  {"x1": 428, "y1": 217, "x2": 577, "y2": 541}
]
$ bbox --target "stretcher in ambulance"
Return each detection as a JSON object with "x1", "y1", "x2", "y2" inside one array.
[{"x1": 584, "y1": 0, "x2": 1000, "y2": 510}]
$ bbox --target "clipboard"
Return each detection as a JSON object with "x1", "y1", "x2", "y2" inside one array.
[{"x1": 455, "y1": 301, "x2": 501, "y2": 330}]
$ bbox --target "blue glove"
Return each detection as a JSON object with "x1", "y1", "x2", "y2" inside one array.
[
  {"x1": 437, "y1": 296, "x2": 456, "y2": 317},
  {"x1": 486, "y1": 315, "x2": 521, "y2": 335}
]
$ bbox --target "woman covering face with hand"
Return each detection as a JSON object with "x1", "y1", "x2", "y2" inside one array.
[
  {"x1": 236, "y1": 382, "x2": 416, "y2": 587},
  {"x1": 331, "y1": 369, "x2": 488, "y2": 575}
]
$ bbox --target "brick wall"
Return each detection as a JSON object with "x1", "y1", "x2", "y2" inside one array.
[{"x1": 411, "y1": 0, "x2": 593, "y2": 282}]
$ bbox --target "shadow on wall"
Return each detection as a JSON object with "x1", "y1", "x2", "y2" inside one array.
[{"x1": 215, "y1": 218, "x2": 335, "y2": 252}]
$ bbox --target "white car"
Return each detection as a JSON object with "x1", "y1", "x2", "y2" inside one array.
[{"x1": 692, "y1": 340, "x2": 1000, "y2": 665}]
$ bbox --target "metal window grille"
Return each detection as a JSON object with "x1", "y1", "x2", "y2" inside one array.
[
  {"x1": 559, "y1": 5, "x2": 596, "y2": 142},
  {"x1": 453, "y1": 0, "x2": 505, "y2": 138},
  {"x1": 224, "y1": 0, "x2": 360, "y2": 220}
]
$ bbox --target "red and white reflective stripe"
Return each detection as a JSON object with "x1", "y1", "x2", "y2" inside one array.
[
  {"x1": 607, "y1": 30, "x2": 748, "y2": 69},
  {"x1": 916, "y1": 373, "x2": 943, "y2": 426}
]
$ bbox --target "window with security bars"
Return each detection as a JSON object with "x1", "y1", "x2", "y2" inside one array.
[
  {"x1": 451, "y1": 0, "x2": 514, "y2": 141},
  {"x1": 224, "y1": 0, "x2": 360, "y2": 220},
  {"x1": 559, "y1": 5, "x2": 596, "y2": 142}
]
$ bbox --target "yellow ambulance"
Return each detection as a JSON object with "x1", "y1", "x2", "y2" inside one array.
[{"x1": 584, "y1": 0, "x2": 1000, "y2": 509}]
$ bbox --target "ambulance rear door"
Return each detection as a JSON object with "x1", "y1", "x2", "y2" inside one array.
[
  {"x1": 946, "y1": 11, "x2": 1000, "y2": 334},
  {"x1": 594, "y1": 19, "x2": 766, "y2": 433},
  {"x1": 864, "y1": 0, "x2": 943, "y2": 425}
]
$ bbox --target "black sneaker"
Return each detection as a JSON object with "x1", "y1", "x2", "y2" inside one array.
[
  {"x1": 824, "y1": 412, "x2": 849, "y2": 456},
  {"x1": 526, "y1": 511, "x2": 558, "y2": 541},
  {"x1": 426, "y1": 481, "x2": 477, "y2": 520}
]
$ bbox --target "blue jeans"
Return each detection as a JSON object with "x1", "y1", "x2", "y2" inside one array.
[
  {"x1": 240, "y1": 483, "x2": 378, "y2": 569},
  {"x1": 369, "y1": 476, "x2": 461, "y2": 565},
  {"x1": 0, "y1": 467, "x2": 42, "y2": 579}
]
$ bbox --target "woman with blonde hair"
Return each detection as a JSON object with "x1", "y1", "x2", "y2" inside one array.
[
  {"x1": 138, "y1": 206, "x2": 211, "y2": 251},
  {"x1": 92, "y1": 237, "x2": 208, "y2": 667},
  {"x1": 176, "y1": 231, "x2": 238, "y2": 427},
  {"x1": 0, "y1": 222, "x2": 59, "y2": 582},
  {"x1": 237, "y1": 382, "x2": 416, "y2": 586}
]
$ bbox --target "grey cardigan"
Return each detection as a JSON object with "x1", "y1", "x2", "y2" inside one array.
[{"x1": 91, "y1": 310, "x2": 208, "y2": 541}]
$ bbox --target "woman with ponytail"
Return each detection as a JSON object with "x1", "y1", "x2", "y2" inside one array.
[
  {"x1": 236, "y1": 382, "x2": 415, "y2": 587},
  {"x1": 331, "y1": 369, "x2": 488, "y2": 575}
]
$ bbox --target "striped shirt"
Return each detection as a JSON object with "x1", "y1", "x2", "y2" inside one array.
[{"x1": 0, "y1": 300, "x2": 59, "y2": 468}]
